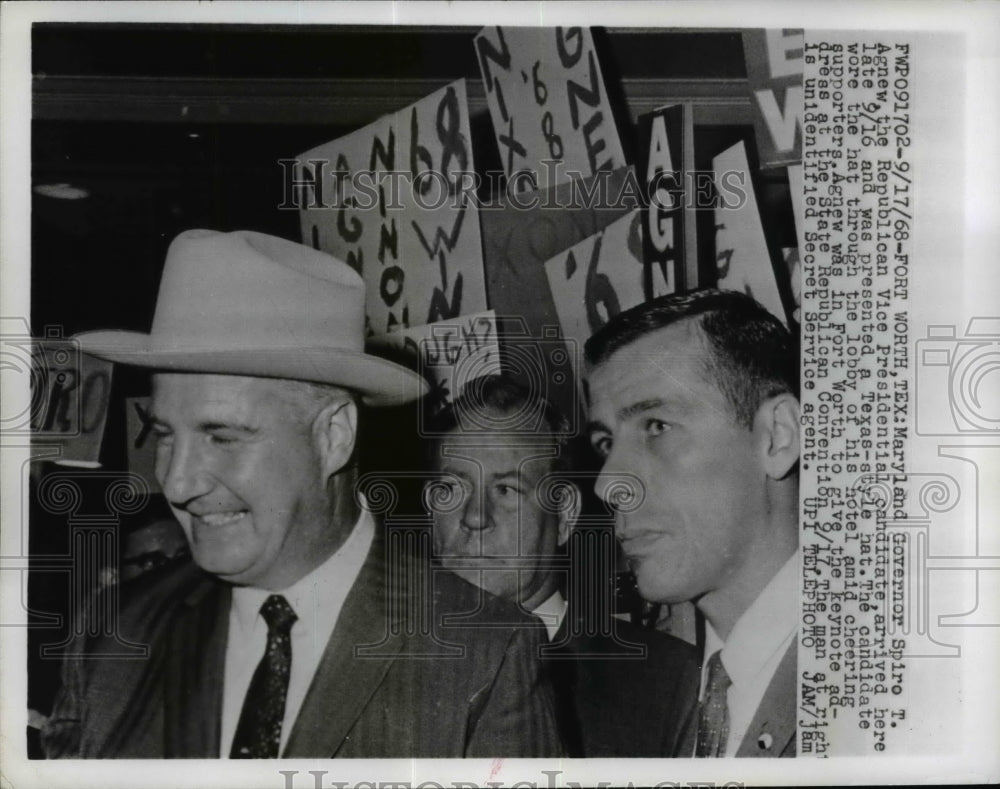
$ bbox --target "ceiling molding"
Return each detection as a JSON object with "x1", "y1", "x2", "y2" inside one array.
[{"x1": 33, "y1": 75, "x2": 754, "y2": 127}]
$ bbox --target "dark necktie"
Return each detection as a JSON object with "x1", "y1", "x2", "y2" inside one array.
[
  {"x1": 229, "y1": 594, "x2": 297, "y2": 758},
  {"x1": 695, "y1": 650, "x2": 732, "y2": 757}
]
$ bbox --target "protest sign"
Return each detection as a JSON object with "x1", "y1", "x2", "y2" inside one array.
[
  {"x1": 479, "y1": 166, "x2": 638, "y2": 419},
  {"x1": 125, "y1": 396, "x2": 161, "y2": 495},
  {"x1": 743, "y1": 28, "x2": 804, "y2": 168},
  {"x1": 543, "y1": 209, "x2": 647, "y2": 378},
  {"x1": 30, "y1": 343, "x2": 112, "y2": 467},
  {"x1": 296, "y1": 79, "x2": 487, "y2": 336},
  {"x1": 369, "y1": 310, "x2": 500, "y2": 412},
  {"x1": 475, "y1": 26, "x2": 625, "y2": 190},
  {"x1": 8, "y1": 12, "x2": 1000, "y2": 788},
  {"x1": 480, "y1": 166, "x2": 638, "y2": 336},
  {"x1": 636, "y1": 103, "x2": 693, "y2": 294},
  {"x1": 713, "y1": 140, "x2": 787, "y2": 324}
]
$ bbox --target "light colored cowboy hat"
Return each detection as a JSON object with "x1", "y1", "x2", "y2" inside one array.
[{"x1": 75, "y1": 229, "x2": 428, "y2": 406}]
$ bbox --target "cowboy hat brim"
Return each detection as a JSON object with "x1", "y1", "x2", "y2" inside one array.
[{"x1": 77, "y1": 330, "x2": 429, "y2": 407}]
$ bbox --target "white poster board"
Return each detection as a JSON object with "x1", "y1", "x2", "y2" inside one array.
[
  {"x1": 369, "y1": 309, "x2": 501, "y2": 410},
  {"x1": 543, "y1": 209, "x2": 648, "y2": 376},
  {"x1": 297, "y1": 80, "x2": 487, "y2": 336},
  {"x1": 475, "y1": 26, "x2": 625, "y2": 191},
  {"x1": 713, "y1": 140, "x2": 787, "y2": 324}
]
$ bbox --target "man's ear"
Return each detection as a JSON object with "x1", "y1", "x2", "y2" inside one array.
[
  {"x1": 556, "y1": 482, "x2": 581, "y2": 547},
  {"x1": 755, "y1": 393, "x2": 800, "y2": 480},
  {"x1": 313, "y1": 398, "x2": 358, "y2": 479}
]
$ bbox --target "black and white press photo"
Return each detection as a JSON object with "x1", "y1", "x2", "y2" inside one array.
[{"x1": 1, "y1": 3, "x2": 998, "y2": 788}]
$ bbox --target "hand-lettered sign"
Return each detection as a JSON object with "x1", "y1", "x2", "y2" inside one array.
[
  {"x1": 637, "y1": 104, "x2": 688, "y2": 296},
  {"x1": 369, "y1": 310, "x2": 501, "y2": 413},
  {"x1": 743, "y1": 29, "x2": 804, "y2": 168},
  {"x1": 543, "y1": 209, "x2": 649, "y2": 378},
  {"x1": 713, "y1": 141, "x2": 787, "y2": 325},
  {"x1": 296, "y1": 80, "x2": 487, "y2": 336},
  {"x1": 31, "y1": 343, "x2": 112, "y2": 467},
  {"x1": 475, "y1": 26, "x2": 626, "y2": 191},
  {"x1": 125, "y1": 396, "x2": 162, "y2": 494},
  {"x1": 479, "y1": 166, "x2": 638, "y2": 420}
]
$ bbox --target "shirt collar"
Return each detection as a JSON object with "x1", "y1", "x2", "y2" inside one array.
[
  {"x1": 230, "y1": 506, "x2": 375, "y2": 635},
  {"x1": 707, "y1": 551, "x2": 799, "y2": 689},
  {"x1": 531, "y1": 589, "x2": 568, "y2": 641}
]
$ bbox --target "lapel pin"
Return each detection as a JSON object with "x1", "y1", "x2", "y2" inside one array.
[{"x1": 757, "y1": 732, "x2": 773, "y2": 750}]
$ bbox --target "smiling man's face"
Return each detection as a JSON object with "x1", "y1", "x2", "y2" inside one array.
[{"x1": 150, "y1": 372, "x2": 340, "y2": 590}]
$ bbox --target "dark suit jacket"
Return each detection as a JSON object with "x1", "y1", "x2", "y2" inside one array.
[
  {"x1": 41, "y1": 529, "x2": 562, "y2": 758},
  {"x1": 734, "y1": 638, "x2": 796, "y2": 757},
  {"x1": 542, "y1": 614, "x2": 702, "y2": 757},
  {"x1": 676, "y1": 637, "x2": 797, "y2": 758}
]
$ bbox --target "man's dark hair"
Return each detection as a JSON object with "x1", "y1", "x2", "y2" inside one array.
[
  {"x1": 584, "y1": 289, "x2": 798, "y2": 428},
  {"x1": 426, "y1": 373, "x2": 573, "y2": 470}
]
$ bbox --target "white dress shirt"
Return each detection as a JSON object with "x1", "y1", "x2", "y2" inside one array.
[
  {"x1": 531, "y1": 589, "x2": 568, "y2": 641},
  {"x1": 220, "y1": 507, "x2": 375, "y2": 757},
  {"x1": 699, "y1": 552, "x2": 798, "y2": 756}
]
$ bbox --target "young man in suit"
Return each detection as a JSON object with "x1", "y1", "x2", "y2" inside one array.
[
  {"x1": 425, "y1": 373, "x2": 701, "y2": 757},
  {"x1": 584, "y1": 289, "x2": 800, "y2": 758},
  {"x1": 41, "y1": 229, "x2": 561, "y2": 759}
]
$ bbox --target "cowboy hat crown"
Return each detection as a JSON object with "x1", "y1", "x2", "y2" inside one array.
[{"x1": 75, "y1": 229, "x2": 427, "y2": 406}]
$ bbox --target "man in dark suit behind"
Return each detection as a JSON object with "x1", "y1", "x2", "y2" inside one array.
[
  {"x1": 41, "y1": 229, "x2": 561, "y2": 758},
  {"x1": 424, "y1": 372, "x2": 700, "y2": 757},
  {"x1": 584, "y1": 289, "x2": 800, "y2": 758}
]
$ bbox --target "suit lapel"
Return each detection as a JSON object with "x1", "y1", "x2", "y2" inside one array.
[
  {"x1": 669, "y1": 653, "x2": 703, "y2": 757},
  {"x1": 736, "y1": 637, "x2": 797, "y2": 757},
  {"x1": 163, "y1": 578, "x2": 230, "y2": 757},
  {"x1": 283, "y1": 525, "x2": 405, "y2": 757}
]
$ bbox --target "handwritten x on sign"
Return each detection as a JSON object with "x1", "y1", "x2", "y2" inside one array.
[
  {"x1": 475, "y1": 26, "x2": 626, "y2": 192},
  {"x1": 126, "y1": 397, "x2": 162, "y2": 494}
]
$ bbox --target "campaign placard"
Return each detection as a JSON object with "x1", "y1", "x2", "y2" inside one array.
[
  {"x1": 713, "y1": 140, "x2": 787, "y2": 324},
  {"x1": 475, "y1": 26, "x2": 626, "y2": 190},
  {"x1": 543, "y1": 209, "x2": 647, "y2": 377},
  {"x1": 478, "y1": 166, "x2": 638, "y2": 420},
  {"x1": 369, "y1": 310, "x2": 501, "y2": 412},
  {"x1": 30, "y1": 343, "x2": 112, "y2": 467},
  {"x1": 743, "y1": 28, "x2": 804, "y2": 168},
  {"x1": 479, "y1": 166, "x2": 638, "y2": 337},
  {"x1": 296, "y1": 79, "x2": 487, "y2": 336},
  {"x1": 636, "y1": 103, "x2": 690, "y2": 295},
  {"x1": 125, "y1": 396, "x2": 162, "y2": 494}
]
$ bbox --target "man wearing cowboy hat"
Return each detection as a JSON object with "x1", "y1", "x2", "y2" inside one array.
[{"x1": 41, "y1": 229, "x2": 562, "y2": 758}]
